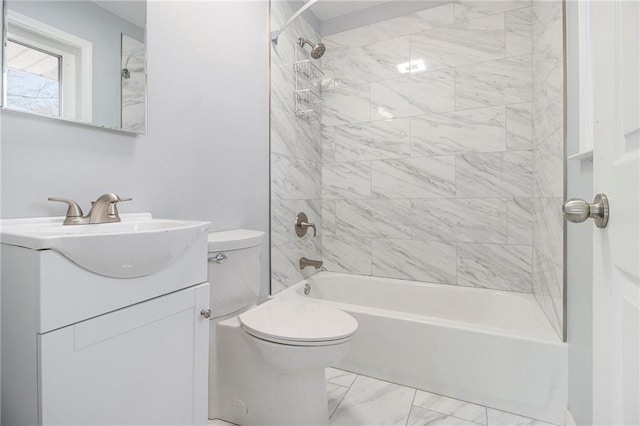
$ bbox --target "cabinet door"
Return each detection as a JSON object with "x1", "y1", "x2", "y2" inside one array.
[{"x1": 39, "y1": 283, "x2": 210, "y2": 426}]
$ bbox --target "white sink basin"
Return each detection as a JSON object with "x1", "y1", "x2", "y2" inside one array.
[{"x1": 0, "y1": 213, "x2": 210, "y2": 278}]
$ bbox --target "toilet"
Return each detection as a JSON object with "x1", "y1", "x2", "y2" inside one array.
[{"x1": 206, "y1": 229, "x2": 358, "y2": 425}]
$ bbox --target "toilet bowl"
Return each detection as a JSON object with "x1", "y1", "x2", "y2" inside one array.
[{"x1": 206, "y1": 230, "x2": 358, "y2": 425}]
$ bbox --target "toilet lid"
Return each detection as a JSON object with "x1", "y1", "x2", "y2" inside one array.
[{"x1": 239, "y1": 299, "x2": 358, "y2": 345}]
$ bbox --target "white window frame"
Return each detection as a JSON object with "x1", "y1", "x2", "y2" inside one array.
[{"x1": 6, "y1": 10, "x2": 93, "y2": 122}]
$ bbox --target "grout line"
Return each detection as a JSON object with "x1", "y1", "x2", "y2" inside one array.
[{"x1": 405, "y1": 388, "x2": 418, "y2": 426}]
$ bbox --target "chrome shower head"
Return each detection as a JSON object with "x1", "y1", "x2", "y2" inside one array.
[{"x1": 298, "y1": 38, "x2": 326, "y2": 59}]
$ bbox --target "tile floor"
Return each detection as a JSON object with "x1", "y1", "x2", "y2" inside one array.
[{"x1": 209, "y1": 368, "x2": 560, "y2": 426}]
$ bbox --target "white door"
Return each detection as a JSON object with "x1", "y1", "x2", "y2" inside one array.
[{"x1": 590, "y1": 0, "x2": 640, "y2": 424}]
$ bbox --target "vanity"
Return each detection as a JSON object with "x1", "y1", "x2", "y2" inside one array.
[{"x1": 1, "y1": 211, "x2": 211, "y2": 425}]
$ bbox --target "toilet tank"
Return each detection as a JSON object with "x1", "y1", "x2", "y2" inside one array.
[{"x1": 207, "y1": 229, "x2": 264, "y2": 318}]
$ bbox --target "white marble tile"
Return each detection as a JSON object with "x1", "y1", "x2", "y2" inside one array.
[
  {"x1": 506, "y1": 103, "x2": 533, "y2": 151},
  {"x1": 372, "y1": 239, "x2": 457, "y2": 284},
  {"x1": 271, "y1": 239, "x2": 321, "y2": 292},
  {"x1": 321, "y1": 51, "x2": 336, "y2": 91},
  {"x1": 271, "y1": 200, "x2": 296, "y2": 247},
  {"x1": 326, "y1": 368, "x2": 358, "y2": 388},
  {"x1": 322, "y1": 235, "x2": 372, "y2": 275},
  {"x1": 330, "y1": 375, "x2": 415, "y2": 425},
  {"x1": 334, "y1": 37, "x2": 410, "y2": 87},
  {"x1": 454, "y1": 0, "x2": 531, "y2": 23},
  {"x1": 532, "y1": 246, "x2": 563, "y2": 338},
  {"x1": 532, "y1": 97, "x2": 563, "y2": 145},
  {"x1": 408, "y1": 406, "x2": 482, "y2": 426},
  {"x1": 370, "y1": 3, "x2": 455, "y2": 43},
  {"x1": 271, "y1": 63, "x2": 295, "y2": 113},
  {"x1": 334, "y1": 118, "x2": 411, "y2": 161},
  {"x1": 323, "y1": 84, "x2": 370, "y2": 127},
  {"x1": 372, "y1": 156, "x2": 456, "y2": 199},
  {"x1": 533, "y1": 128, "x2": 564, "y2": 198},
  {"x1": 322, "y1": 161, "x2": 371, "y2": 200},
  {"x1": 270, "y1": 106, "x2": 298, "y2": 157},
  {"x1": 323, "y1": 26, "x2": 371, "y2": 50},
  {"x1": 456, "y1": 151, "x2": 532, "y2": 198},
  {"x1": 457, "y1": 243, "x2": 532, "y2": 292},
  {"x1": 322, "y1": 200, "x2": 337, "y2": 236},
  {"x1": 487, "y1": 408, "x2": 557, "y2": 426},
  {"x1": 413, "y1": 390, "x2": 487, "y2": 425},
  {"x1": 337, "y1": 199, "x2": 412, "y2": 239},
  {"x1": 371, "y1": 70, "x2": 456, "y2": 120},
  {"x1": 410, "y1": 14, "x2": 505, "y2": 71},
  {"x1": 532, "y1": 197, "x2": 563, "y2": 249},
  {"x1": 411, "y1": 106, "x2": 506, "y2": 156},
  {"x1": 327, "y1": 382, "x2": 350, "y2": 418},
  {"x1": 506, "y1": 8, "x2": 532, "y2": 57},
  {"x1": 532, "y1": 0, "x2": 564, "y2": 100},
  {"x1": 455, "y1": 55, "x2": 533, "y2": 110},
  {"x1": 295, "y1": 118, "x2": 322, "y2": 163},
  {"x1": 507, "y1": 198, "x2": 533, "y2": 245},
  {"x1": 322, "y1": 125, "x2": 336, "y2": 162},
  {"x1": 271, "y1": 154, "x2": 321, "y2": 200},
  {"x1": 412, "y1": 198, "x2": 507, "y2": 244}
]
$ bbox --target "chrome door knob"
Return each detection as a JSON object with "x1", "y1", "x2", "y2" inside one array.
[
  {"x1": 200, "y1": 309, "x2": 212, "y2": 319},
  {"x1": 562, "y1": 193, "x2": 609, "y2": 228}
]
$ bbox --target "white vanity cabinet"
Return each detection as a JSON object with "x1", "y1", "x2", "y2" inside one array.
[{"x1": 1, "y1": 216, "x2": 211, "y2": 426}]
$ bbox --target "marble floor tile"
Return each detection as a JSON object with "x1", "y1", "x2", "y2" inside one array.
[
  {"x1": 327, "y1": 382, "x2": 350, "y2": 418},
  {"x1": 326, "y1": 367, "x2": 358, "y2": 387},
  {"x1": 486, "y1": 408, "x2": 557, "y2": 426},
  {"x1": 408, "y1": 406, "x2": 483, "y2": 426},
  {"x1": 208, "y1": 419, "x2": 237, "y2": 426},
  {"x1": 330, "y1": 375, "x2": 415, "y2": 425},
  {"x1": 413, "y1": 390, "x2": 487, "y2": 425}
]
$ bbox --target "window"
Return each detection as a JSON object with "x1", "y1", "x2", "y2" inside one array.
[
  {"x1": 5, "y1": 11, "x2": 92, "y2": 122},
  {"x1": 6, "y1": 39, "x2": 62, "y2": 117}
]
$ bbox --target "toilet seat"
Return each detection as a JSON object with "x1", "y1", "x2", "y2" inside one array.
[{"x1": 239, "y1": 299, "x2": 358, "y2": 347}]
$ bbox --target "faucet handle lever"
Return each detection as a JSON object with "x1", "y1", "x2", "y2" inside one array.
[
  {"x1": 48, "y1": 197, "x2": 84, "y2": 218},
  {"x1": 107, "y1": 196, "x2": 132, "y2": 219}
]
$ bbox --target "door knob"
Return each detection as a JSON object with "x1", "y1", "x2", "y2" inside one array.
[{"x1": 562, "y1": 193, "x2": 609, "y2": 228}]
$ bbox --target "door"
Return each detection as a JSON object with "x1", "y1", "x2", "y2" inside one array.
[
  {"x1": 591, "y1": 0, "x2": 640, "y2": 424},
  {"x1": 38, "y1": 283, "x2": 210, "y2": 426}
]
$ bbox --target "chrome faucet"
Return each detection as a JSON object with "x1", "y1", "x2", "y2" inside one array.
[
  {"x1": 48, "y1": 193, "x2": 132, "y2": 225},
  {"x1": 299, "y1": 257, "x2": 323, "y2": 270}
]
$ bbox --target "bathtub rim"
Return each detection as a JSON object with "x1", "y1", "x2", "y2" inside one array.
[{"x1": 276, "y1": 271, "x2": 565, "y2": 346}]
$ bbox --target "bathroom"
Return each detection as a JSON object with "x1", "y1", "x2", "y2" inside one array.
[{"x1": 0, "y1": 0, "x2": 638, "y2": 425}]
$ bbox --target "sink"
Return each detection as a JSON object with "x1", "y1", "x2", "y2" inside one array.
[{"x1": 1, "y1": 213, "x2": 210, "y2": 278}]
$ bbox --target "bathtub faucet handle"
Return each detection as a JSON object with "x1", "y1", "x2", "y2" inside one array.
[{"x1": 295, "y1": 212, "x2": 317, "y2": 238}]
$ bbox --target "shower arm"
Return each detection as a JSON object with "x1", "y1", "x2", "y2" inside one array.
[{"x1": 270, "y1": 0, "x2": 318, "y2": 44}]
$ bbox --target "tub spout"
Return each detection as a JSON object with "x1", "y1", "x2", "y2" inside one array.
[{"x1": 299, "y1": 257, "x2": 323, "y2": 270}]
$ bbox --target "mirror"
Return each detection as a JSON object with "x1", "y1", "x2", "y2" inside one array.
[{"x1": 2, "y1": 0, "x2": 146, "y2": 134}]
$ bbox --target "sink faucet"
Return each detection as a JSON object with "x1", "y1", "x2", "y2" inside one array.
[
  {"x1": 48, "y1": 193, "x2": 132, "y2": 225},
  {"x1": 299, "y1": 257, "x2": 323, "y2": 270}
]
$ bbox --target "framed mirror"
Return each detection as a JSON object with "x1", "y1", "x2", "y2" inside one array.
[{"x1": 1, "y1": 0, "x2": 146, "y2": 134}]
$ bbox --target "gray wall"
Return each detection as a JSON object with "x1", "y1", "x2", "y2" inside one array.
[
  {"x1": 0, "y1": 0, "x2": 271, "y2": 304},
  {"x1": 565, "y1": 2, "x2": 594, "y2": 423},
  {"x1": 7, "y1": 0, "x2": 145, "y2": 129}
]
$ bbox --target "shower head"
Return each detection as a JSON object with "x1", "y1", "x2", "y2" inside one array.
[{"x1": 298, "y1": 38, "x2": 326, "y2": 59}]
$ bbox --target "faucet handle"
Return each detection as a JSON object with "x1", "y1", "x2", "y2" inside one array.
[
  {"x1": 106, "y1": 196, "x2": 132, "y2": 221},
  {"x1": 48, "y1": 197, "x2": 85, "y2": 225},
  {"x1": 48, "y1": 197, "x2": 84, "y2": 218}
]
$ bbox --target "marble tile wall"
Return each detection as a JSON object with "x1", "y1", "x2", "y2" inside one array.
[
  {"x1": 270, "y1": 1, "x2": 323, "y2": 293},
  {"x1": 319, "y1": 0, "x2": 564, "y2": 332},
  {"x1": 531, "y1": 0, "x2": 565, "y2": 338}
]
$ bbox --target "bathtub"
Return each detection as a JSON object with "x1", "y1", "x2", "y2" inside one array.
[{"x1": 277, "y1": 272, "x2": 567, "y2": 425}]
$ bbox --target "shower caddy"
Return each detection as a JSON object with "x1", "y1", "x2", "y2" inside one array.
[{"x1": 294, "y1": 58, "x2": 323, "y2": 120}]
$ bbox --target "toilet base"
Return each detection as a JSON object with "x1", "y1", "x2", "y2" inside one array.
[{"x1": 210, "y1": 316, "x2": 349, "y2": 425}]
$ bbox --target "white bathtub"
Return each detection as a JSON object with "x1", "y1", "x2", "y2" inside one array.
[{"x1": 278, "y1": 272, "x2": 567, "y2": 425}]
